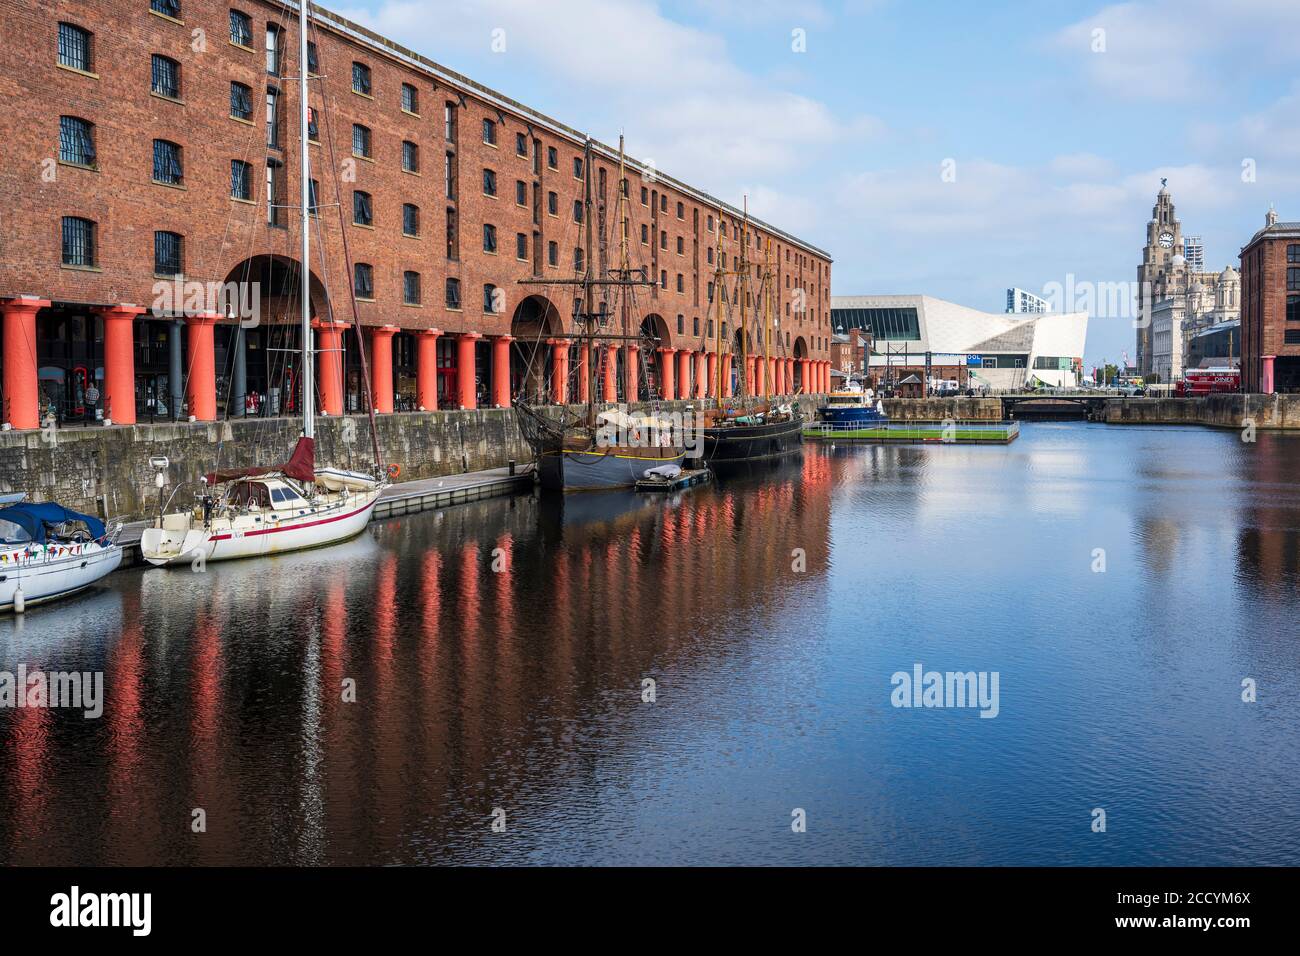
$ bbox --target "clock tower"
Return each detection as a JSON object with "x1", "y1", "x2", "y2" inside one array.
[{"x1": 1136, "y1": 180, "x2": 1182, "y2": 375}]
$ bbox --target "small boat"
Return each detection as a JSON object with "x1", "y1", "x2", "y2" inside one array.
[
  {"x1": 0, "y1": 494, "x2": 123, "y2": 613},
  {"x1": 817, "y1": 383, "x2": 888, "y2": 427},
  {"x1": 140, "y1": 437, "x2": 383, "y2": 566}
]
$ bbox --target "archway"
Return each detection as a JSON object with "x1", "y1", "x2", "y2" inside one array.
[
  {"x1": 792, "y1": 336, "x2": 809, "y2": 392},
  {"x1": 640, "y1": 313, "x2": 672, "y2": 399},
  {"x1": 510, "y1": 294, "x2": 564, "y2": 403},
  {"x1": 219, "y1": 254, "x2": 332, "y2": 418}
]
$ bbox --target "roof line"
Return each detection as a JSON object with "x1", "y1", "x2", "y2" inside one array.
[{"x1": 295, "y1": 1, "x2": 831, "y2": 260}]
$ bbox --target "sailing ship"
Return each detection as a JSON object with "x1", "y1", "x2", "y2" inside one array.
[
  {"x1": 0, "y1": 494, "x2": 123, "y2": 613},
  {"x1": 698, "y1": 201, "x2": 804, "y2": 465},
  {"x1": 140, "y1": 0, "x2": 385, "y2": 566},
  {"x1": 514, "y1": 138, "x2": 687, "y2": 492}
]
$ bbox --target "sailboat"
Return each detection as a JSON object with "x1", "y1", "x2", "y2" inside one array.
[
  {"x1": 140, "y1": 1, "x2": 385, "y2": 566},
  {"x1": 0, "y1": 494, "x2": 123, "y2": 613},
  {"x1": 514, "y1": 137, "x2": 687, "y2": 492},
  {"x1": 699, "y1": 200, "x2": 805, "y2": 465}
]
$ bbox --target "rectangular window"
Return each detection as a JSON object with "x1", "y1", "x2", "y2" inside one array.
[
  {"x1": 483, "y1": 223, "x2": 497, "y2": 253},
  {"x1": 352, "y1": 123, "x2": 370, "y2": 158},
  {"x1": 677, "y1": 201, "x2": 684, "y2": 219},
  {"x1": 574, "y1": 157, "x2": 583, "y2": 179},
  {"x1": 154, "y1": 231, "x2": 183, "y2": 275},
  {"x1": 266, "y1": 25, "x2": 281, "y2": 75},
  {"x1": 230, "y1": 81, "x2": 253, "y2": 120},
  {"x1": 446, "y1": 207, "x2": 458, "y2": 260},
  {"x1": 575, "y1": 248, "x2": 585, "y2": 273},
  {"x1": 445, "y1": 277, "x2": 461, "y2": 309},
  {"x1": 516, "y1": 233, "x2": 527, "y2": 260},
  {"x1": 307, "y1": 41, "x2": 318, "y2": 76},
  {"x1": 307, "y1": 107, "x2": 319, "y2": 141},
  {"x1": 1285, "y1": 328, "x2": 1300, "y2": 345},
  {"x1": 445, "y1": 152, "x2": 456, "y2": 199},
  {"x1": 354, "y1": 263, "x2": 374, "y2": 298},
  {"x1": 151, "y1": 0, "x2": 180, "y2": 17},
  {"x1": 403, "y1": 141, "x2": 419, "y2": 173},
  {"x1": 152, "y1": 139, "x2": 183, "y2": 185},
  {"x1": 573, "y1": 200, "x2": 583, "y2": 223},
  {"x1": 404, "y1": 271, "x2": 421, "y2": 305},
  {"x1": 229, "y1": 10, "x2": 252, "y2": 47},
  {"x1": 515, "y1": 180, "x2": 526, "y2": 205},
  {"x1": 547, "y1": 191, "x2": 558, "y2": 216},
  {"x1": 58, "y1": 116, "x2": 95, "y2": 166},
  {"x1": 1288, "y1": 244, "x2": 1300, "y2": 264},
  {"x1": 352, "y1": 62, "x2": 371, "y2": 95},
  {"x1": 266, "y1": 162, "x2": 282, "y2": 225},
  {"x1": 231, "y1": 159, "x2": 252, "y2": 200},
  {"x1": 352, "y1": 191, "x2": 373, "y2": 226},
  {"x1": 403, "y1": 203, "x2": 420, "y2": 236},
  {"x1": 1289, "y1": 295, "x2": 1300, "y2": 323},
  {"x1": 547, "y1": 146, "x2": 557, "y2": 169},
  {"x1": 308, "y1": 179, "x2": 319, "y2": 216},
  {"x1": 151, "y1": 54, "x2": 180, "y2": 99},
  {"x1": 548, "y1": 241, "x2": 558, "y2": 267},
  {"x1": 484, "y1": 284, "x2": 498, "y2": 312},
  {"x1": 516, "y1": 132, "x2": 527, "y2": 157},
  {"x1": 61, "y1": 216, "x2": 95, "y2": 267},
  {"x1": 482, "y1": 118, "x2": 496, "y2": 145},
  {"x1": 483, "y1": 168, "x2": 497, "y2": 196},
  {"x1": 1288, "y1": 267, "x2": 1300, "y2": 292},
  {"x1": 444, "y1": 102, "x2": 455, "y2": 141},
  {"x1": 58, "y1": 23, "x2": 93, "y2": 72},
  {"x1": 266, "y1": 89, "x2": 280, "y2": 148},
  {"x1": 401, "y1": 83, "x2": 419, "y2": 114}
]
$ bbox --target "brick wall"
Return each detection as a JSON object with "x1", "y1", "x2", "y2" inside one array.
[{"x1": 0, "y1": 0, "x2": 833, "y2": 360}]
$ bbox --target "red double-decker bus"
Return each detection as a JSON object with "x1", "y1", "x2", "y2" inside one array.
[{"x1": 1176, "y1": 367, "x2": 1240, "y2": 396}]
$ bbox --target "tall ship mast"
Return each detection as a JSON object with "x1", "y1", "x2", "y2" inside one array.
[
  {"x1": 513, "y1": 137, "x2": 687, "y2": 492},
  {"x1": 140, "y1": 0, "x2": 387, "y2": 566}
]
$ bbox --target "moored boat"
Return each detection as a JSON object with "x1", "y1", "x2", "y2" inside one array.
[
  {"x1": 0, "y1": 495, "x2": 123, "y2": 613},
  {"x1": 700, "y1": 404, "x2": 804, "y2": 464},
  {"x1": 817, "y1": 384, "x2": 888, "y2": 427}
]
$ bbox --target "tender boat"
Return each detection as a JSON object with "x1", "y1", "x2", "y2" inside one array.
[
  {"x1": 817, "y1": 383, "x2": 889, "y2": 427},
  {"x1": 0, "y1": 494, "x2": 123, "y2": 613}
]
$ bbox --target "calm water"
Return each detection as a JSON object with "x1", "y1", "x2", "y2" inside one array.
[{"x1": 3, "y1": 422, "x2": 1300, "y2": 866}]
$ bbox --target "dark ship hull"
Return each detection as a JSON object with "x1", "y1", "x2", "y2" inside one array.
[
  {"x1": 537, "y1": 442, "x2": 687, "y2": 492},
  {"x1": 699, "y1": 411, "x2": 805, "y2": 465}
]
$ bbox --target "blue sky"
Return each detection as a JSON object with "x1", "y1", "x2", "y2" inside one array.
[{"x1": 335, "y1": 0, "x2": 1300, "y2": 367}]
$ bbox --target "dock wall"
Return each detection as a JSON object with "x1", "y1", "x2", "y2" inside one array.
[{"x1": 1, "y1": 393, "x2": 827, "y2": 521}]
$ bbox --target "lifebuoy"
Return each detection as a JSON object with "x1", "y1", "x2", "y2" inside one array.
[{"x1": 387, "y1": 463, "x2": 401, "y2": 478}]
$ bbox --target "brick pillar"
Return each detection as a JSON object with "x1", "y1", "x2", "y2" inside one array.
[
  {"x1": 602, "y1": 344, "x2": 619, "y2": 403},
  {"x1": 706, "y1": 352, "x2": 717, "y2": 398},
  {"x1": 369, "y1": 325, "x2": 397, "y2": 413},
  {"x1": 456, "y1": 332, "x2": 480, "y2": 409},
  {"x1": 416, "y1": 329, "x2": 441, "y2": 410},
  {"x1": 185, "y1": 312, "x2": 219, "y2": 421},
  {"x1": 577, "y1": 343, "x2": 590, "y2": 402},
  {"x1": 549, "y1": 338, "x2": 569, "y2": 404},
  {"x1": 677, "y1": 350, "x2": 691, "y2": 400},
  {"x1": 624, "y1": 344, "x2": 640, "y2": 402},
  {"x1": 491, "y1": 334, "x2": 513, "y2": 407},
  {"x1": 722, "y1": 353, "x2": 734, "y2": 398},
  {"x1": 657, "y1": 347, "x2": 676, "y2": 400},
  {"x1": 312, "y1": 318, "x2": 346, "y2": 416},
  {"x1": 1, "y1": 297, "x2": 50, "y2": 429}
]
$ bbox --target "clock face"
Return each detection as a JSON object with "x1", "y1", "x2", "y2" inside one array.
[{"x1": 1159, "y1": 232, "x2": 1174, "y2": 248}]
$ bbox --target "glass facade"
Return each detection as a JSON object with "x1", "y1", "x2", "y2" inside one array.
[{"x1": 831, "y1": 307, "x2": 921, "y2": 341}]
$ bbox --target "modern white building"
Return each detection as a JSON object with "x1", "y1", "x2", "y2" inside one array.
[{"x1": 831, "y1": 295, "x2": 1089, "y2": 389}]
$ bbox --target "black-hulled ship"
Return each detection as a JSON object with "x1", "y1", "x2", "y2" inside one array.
[
  {"x1": 514, "y1": 138, "x2": 687, "y2": 492},
  {"x1": 696, "y1": 198, "x2": 804, "y2": 466}
]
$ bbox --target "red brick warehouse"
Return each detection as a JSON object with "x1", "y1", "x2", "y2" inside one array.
[{"x1": 0, "y1": 0, "x2": 834, "y2": 430}]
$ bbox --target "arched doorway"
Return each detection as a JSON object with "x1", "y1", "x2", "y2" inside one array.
[
  {"x1": 792, "y1": 336, "x2": 809, "y2": 393},
  {"x1": 219, "y1": 254, "x2": 331, "y2": 418},
  {"x1": 640, "y1": 313, "x2": 671, "y2": 400},
  {"x1": 510, "y1": 294, "x2": 563, "y2": 403}
]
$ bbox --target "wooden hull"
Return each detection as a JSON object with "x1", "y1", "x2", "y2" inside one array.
[
  {"x1": 538, "y1": 445, "x2": 687, "y2": 492},
  {"x1": 700, "y1": 413, "x2": 805, "y2": 465}
]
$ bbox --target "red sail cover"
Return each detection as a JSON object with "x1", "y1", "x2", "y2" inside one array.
[{"x1": 205, "y1": 436, "x2": 316, "y2": 484}]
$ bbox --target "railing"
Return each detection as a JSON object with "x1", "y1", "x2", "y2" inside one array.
[{"x1": 804, "y1": 419, "x2": 1019, "y2": 441}]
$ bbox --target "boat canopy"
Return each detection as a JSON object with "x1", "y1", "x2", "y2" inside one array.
[
  {"x1": 0, "y1": 502, "x2": 107, "y2": 545},
  {"x1": 206, "y1": 435, "x2": 316, "y2": 485}
]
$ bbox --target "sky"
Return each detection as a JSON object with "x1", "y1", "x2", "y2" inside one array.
[{"x1": 334, "y1": 0, "x2": 1300, "y2": 368}]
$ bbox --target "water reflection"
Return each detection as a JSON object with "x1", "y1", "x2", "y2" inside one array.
[{"x1": 2, "y1": 426, "x2": 1300, "y2": 865}]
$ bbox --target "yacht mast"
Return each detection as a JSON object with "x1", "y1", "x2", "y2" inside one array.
[{"x1": 298, "y1": 0, "x2": 314, "y2": 439}]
